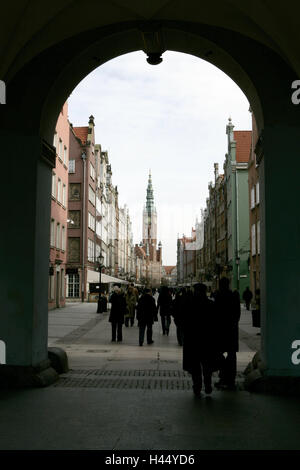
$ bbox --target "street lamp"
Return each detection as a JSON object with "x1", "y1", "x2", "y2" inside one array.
[{"x1": 97, "y1": 252, "x2": 104, "y2": 313}]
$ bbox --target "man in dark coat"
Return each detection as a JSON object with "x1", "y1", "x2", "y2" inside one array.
[
  {"x1": 214, "y1": 277, "x2": 241, "y2": 390},
  {"x1": 242, "y1": 286, "x2": 253, "y2": 310},
  {"x1": 183, "y1": 283, "x2": 223, "y2": 396},
  {"x1": 136, "y1": 288, "x2": 158, "y2": 346},
  {"x1": 108, "y1": 285, "x2": 127, "y2": 342},
  {"x1": 157, "y1": 286, "x2": 173, "y2": 335},
  {"x1": 172, "y1": 288, "x2": 188, "y2": 346}
]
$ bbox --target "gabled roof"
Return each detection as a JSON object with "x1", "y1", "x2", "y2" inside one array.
[
  {"x1": 73, "y1": 126, "x2": 89, "y2": 145},
  {"x1": 163, "y1": 266, "x2": 176, "y2": 275},
  {"x1": 135, "y1": 245, "x2": 146, "y2": 258},
  {"x1": 234, "y1": 130, "x2": 252, "y2": 163}
]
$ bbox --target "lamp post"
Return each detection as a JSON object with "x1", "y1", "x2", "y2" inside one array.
[{"x1": 97, "y1": 252, "x2": 104, "y2": 313}]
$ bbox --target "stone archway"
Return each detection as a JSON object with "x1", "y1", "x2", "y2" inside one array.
[{"x1": 0, "y1": 8, "x2": 299, "y2": 391}]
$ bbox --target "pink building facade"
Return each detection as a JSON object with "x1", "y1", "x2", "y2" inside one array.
[{"x1": 48, "y1": 102, "x2": 69, "y2": 309}]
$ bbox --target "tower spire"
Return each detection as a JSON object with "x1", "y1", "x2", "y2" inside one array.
[{"x1": 146, "y1": 170, "x2": 155, "y2": 213}]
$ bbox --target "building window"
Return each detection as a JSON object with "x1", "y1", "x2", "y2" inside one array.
[
  {"x1": 49, "y1": 273, "x2": 55, "y2": 300},
  {"x1": 53, "y1": 132, "x2": 57, "y2": 150},
  {"x1": 50, "y1": 219, "x2": 55, "y2": 246},
  {"x1": 68, "y1": 210, "x2": 80, "y2": 228},
  {"x1": 257, "y1": 221, "x2": 260, "y2": 254},
  {"x1": 51, "y1": 173, "x2": 56, "y2": 198},
  {"x1": 69, "y1": 183, "x2": 80, "y2": 201},
  {"x1": 96, "y1": 196, "x2": 101, "y2": 213},
  {"x1": 96, "y1": 244, "x2": 101, "y2": 260},
  {"x1": 58, "y1": 139, "x2": 63, "y2": 161},
  {"x1": 57, "y1": 178, "x2": 62, "y2": 203},
  {"x1": 69, "y1": 160, "x2": 75, "y2": 173},
  {"x1": 89, "y1": 185, "x2": 95, "y2": 205},
  {"x1": 56, "y1": 223, "x2": 60, "y2": 249},
  {"x1": 88, "y1": 238, "x2": 95, "y2": 261},
  {"x1": 96, "y1": 220, "x2": 101, "y2": 237},
  {"x1": 61, "y1": 269, "x2": 65, "y2": 299},
  {"x1": 63, "y1": 146, "x2": 67, "y2": 166},
  {"x1": 62, "y1": 226, "x2": 66, "y2": 251},
  {"x1": 250, "y1": 187, "x2": 255, "y2": 209},
  {"x1": 68, "y1": 237, "x2": 80, "y2": 263},
  {"x1": 90, "y1": 163, "x2": 95, "y2": 180},
  {"x1": 68, "y1": 274, "x2": 80, "y2": 298},
  {"x1": 251, "y1": 224, "x2": 256, "y2": 256},
  {"x1": 88, "y1": 212, "x2": 95, "y2": 231},
  {"x1": 256, "y1": 182, "x2": 260, "y2": 205},
  {"x1": 62, "y1": 184, "x2": 66, "y2": 207}
]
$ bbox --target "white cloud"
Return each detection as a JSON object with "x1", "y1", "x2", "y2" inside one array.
[{"x1": 68, "y1": 50, "x2": 251, "y2": 265}]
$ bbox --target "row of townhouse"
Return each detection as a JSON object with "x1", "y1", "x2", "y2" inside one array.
[
  {"x1": 177, "y1": 114, "x2": 260, "y2": 297},
  {"x1": 49, "y1": 103, "x2": 139, "y2": 309}
]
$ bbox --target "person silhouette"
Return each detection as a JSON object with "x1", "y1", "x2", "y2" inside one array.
[{"x1": 214, "y1": 277, "x2": 241, "y2": 390}]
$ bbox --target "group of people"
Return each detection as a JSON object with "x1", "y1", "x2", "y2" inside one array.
[
  {"x1": 107, "y1": 278, "x2": 258, "y2": 396},
  {"x1": 108, "y1": 283, "x2": 180, "y2": 346},
  {"x1": 108, "y1": 283, "x2": 139, "y2": 342}
]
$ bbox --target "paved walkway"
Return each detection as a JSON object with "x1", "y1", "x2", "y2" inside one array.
[{"x1": 0, "y1": 301, "x2": 299, "y2": 451}]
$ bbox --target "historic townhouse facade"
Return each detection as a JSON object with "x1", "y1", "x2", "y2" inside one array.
[
  {"x1": 184, "y1": 118, "x2": 251, "y2": 296},
  {"x1": 48, "y1": 102, "x2": 69, "y2": 309},
  {"x1": 66, "y1": 115, "x2": 99, "y2": 301},
  {"x1": 224, "y1": 119, "x2": 251, "y2": 296},
  {"x1": 66, "y1": 114, "x2": 135, "y2": 301},
  {"x1": 176, "y1": 229, "x2": 197, "y2": 286},
  {"x1": 161, "y1": 266, "x2": 177, "y2": 286},
  {"x1": 248, "y1": 111, "x2": 260, "y2": 293}
]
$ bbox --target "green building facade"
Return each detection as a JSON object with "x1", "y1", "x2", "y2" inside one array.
[{"x1": 224, "y1": 118, "x2": 251, "y2": 297}]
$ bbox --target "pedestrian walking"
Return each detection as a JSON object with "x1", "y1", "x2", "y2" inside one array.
[
  {"x1": 108, "y1": 285, "x2": 127, "y2": 342},
  {"x1": 214, "y1": 277, "x2": 241, "y2": 390},
  {"x1": 242, "y1": 286, "x2": 253, "y2": 310},
  {"x1": 136, "y1": 288, "x2": 158, "y2": 346},
  {"x1": 172, "y1": 288, "x2": 187, "y2": 346},
  {"x1": 157, "y1": 285, "x2": 173, "y2": 335},
  {"x1": 252, "y1": 288, "x2": 261, "y2": 331},
  {"x1": 125, "y1": 284, "x2": 137, "y2": 327},
  {"x1": 182, "y1": 283, "x2": 224, "y2": 396}
]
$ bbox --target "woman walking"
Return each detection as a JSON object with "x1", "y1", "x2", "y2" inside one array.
[{"x1": 125, "y1": 284, "x2": 137, "y2": 327}]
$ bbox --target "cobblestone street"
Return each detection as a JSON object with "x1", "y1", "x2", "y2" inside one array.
[
  {"x1": 48, "y1": 301, "x2": 259, "y2": 382},
  {"x1": 0, "y1": 302, "x2": 299, "y2": 451}
]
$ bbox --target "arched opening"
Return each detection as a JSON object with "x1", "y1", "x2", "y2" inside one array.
[{"x1": 1, "y1": 18, "x2": 299, "y2": 392}]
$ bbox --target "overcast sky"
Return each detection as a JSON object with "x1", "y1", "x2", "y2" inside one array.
[{"x1": 68, "y1": 50, "x2": 251, "y2": 266}]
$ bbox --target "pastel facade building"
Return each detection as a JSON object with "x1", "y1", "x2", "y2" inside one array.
[
  {"x1": 224, "y1": 118, "x2": 251, "y2": 296},
  {"x1": 248, "y1": 111, "x2": 260, "y2": 293},
  {"x1": 176, "y1": 230, "x2": 197, "y2": 286},
  {"x1": 48, "y1": 102, "x2": 69, "y2": 309},
  {"x1": 161, "y1": 266, "x2": 177, "y2": 286}
]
